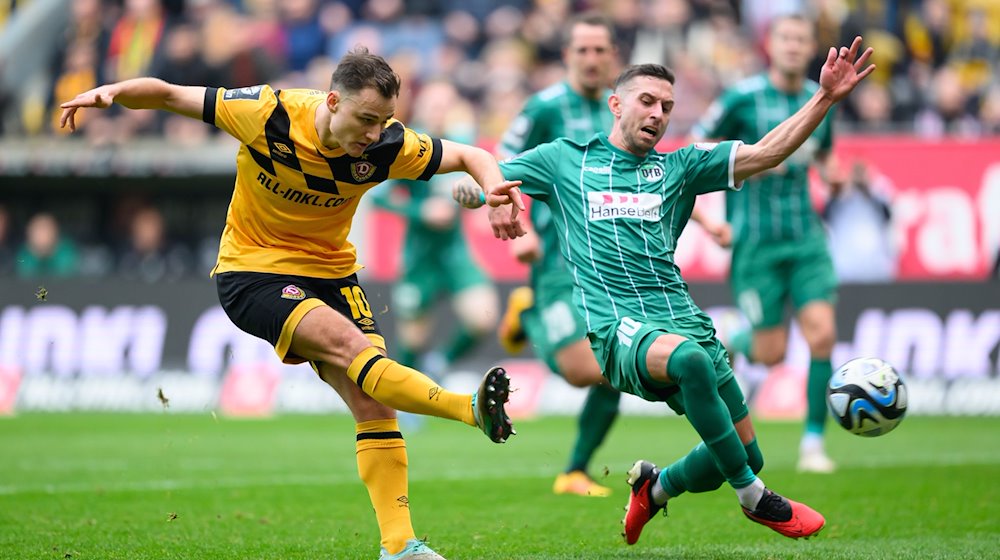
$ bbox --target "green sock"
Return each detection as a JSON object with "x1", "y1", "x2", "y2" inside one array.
[
  {"x1": 661, "y1": 438, "x2": 763, "y2": 497},
  {"x1": 668, "y1": 341, "x2": 754, "y2": 489},
  {"x1": 567, "y1": 383, "x2": 620, "y2": 473},
  {"x1": 728, "y1": 329, "x2": 753, "y2": 362},
  {"x1": 806, "y1": 358, "x2": 833, "y2": 435},
  {"x1": 443, "y1": 326, "x2": 478, "y2": 363}
]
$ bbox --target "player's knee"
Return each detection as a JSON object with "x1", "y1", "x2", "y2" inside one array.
[
  {"x1": 668, "y1": 342, "x2": 715, "y2": 389},
  {"x1": 756, "y1": 345, "x2": 786, "y2": 366},
  {"x1": 806, "y1": 326, "x2": 836, "y2": 356}
]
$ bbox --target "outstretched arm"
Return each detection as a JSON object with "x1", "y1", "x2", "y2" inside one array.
[
  {"x1": 437, "y1": 141, "x2": 525, "y2": 239},
  {"x1": 734, "y1": 36, "x2": 874, "y2": 183},
  {"x1": 60, "y1": 78, "x2": 206, "y2": 131}
]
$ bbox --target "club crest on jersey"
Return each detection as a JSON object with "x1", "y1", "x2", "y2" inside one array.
[
  {"x1": 588, "y1": 192, "x2": 662, "y2": 222},
  {"x1": 351, "y1": 161, "x2": 376, "y2": 182},
  {"x1": 280, "y1": 285, "x2": 306, "y2": 300},
  {"x1": 639, "y1": 163, "x2": 664, "y2": 181},
  {"x1": 223, "y1": 85, "x2": 263, "y2": 100}
]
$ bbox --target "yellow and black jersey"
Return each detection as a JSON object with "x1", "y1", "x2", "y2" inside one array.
[{"x1": 202, "y1": 84, "x2": 442, "y2": 278}]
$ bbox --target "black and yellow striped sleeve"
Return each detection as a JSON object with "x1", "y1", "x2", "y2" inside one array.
[
  {"x1": 387, "y1": 124, "x2": 442, "y2": 182},
  {"x1": 204, "y1": 84, "x2": 277, "y2": 145}
]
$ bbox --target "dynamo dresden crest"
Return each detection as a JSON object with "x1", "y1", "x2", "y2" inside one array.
[
  {"x1": 351, "y1": 161, "x2": 376, "y2": 182},
  {"x1": 280, "y1": 285, "x2": 305, "y2": 300}
]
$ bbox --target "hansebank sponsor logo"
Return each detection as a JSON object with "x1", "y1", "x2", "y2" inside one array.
[{"x1": 588, "y1": 192, "x2": 662, "y2": 221}]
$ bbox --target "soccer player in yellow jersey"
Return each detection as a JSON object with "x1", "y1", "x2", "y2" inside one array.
[{"x1": 60, "y1": 48, "x2": 524, "y2": 560}]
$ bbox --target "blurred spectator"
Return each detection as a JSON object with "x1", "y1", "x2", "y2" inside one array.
[
  {"x1": 948, "y1": 8, "x2": 1000, "y2": 98},
  {"x1": 0, "y1": 205, "x2": 13, "y2": 277},
  {"x1": 846, "y1": 81, "x2": 896, "y2": 132},
  {"x1": 915, "y1": 66, "x2": 982, "y2": 137},
  {"x1": 278, "y1": 0, "x2": 327, "y2": 72},
  {"x1": 980, "y1": 83, "x2": 1000, "y2": 134},
  {"x1": 105, "y1": 0, "x2": 167, "y2": 83},
  {"x1": 16, "y1": 213, "x2": 80, "y2": 279},
  {"x1": 903, "y1": 0, "x2": 952, "y2": 69},
  {"x1": 824, "y1": 161, "x2": 896, "y2": 283},
  {"x1": 117, "y1": 206, "x2": 193, "y2": 282}
]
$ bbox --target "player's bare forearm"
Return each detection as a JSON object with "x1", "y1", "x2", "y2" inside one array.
[
  {"x1": 438, "y1": 141, "x2": 524, "y2": 210},
  {"x1": 734, "y1": 92, "x2": 834, "y2": 182},
  {"x1": 60, "y1": 78, "x2": 205, "y2": 130}
]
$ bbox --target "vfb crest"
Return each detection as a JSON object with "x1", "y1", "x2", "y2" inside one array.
[
  {"x1": 351, "y1": 161, "x2": 377, "y2": 182},
  {"x1": 640, "y1": 163, "x2": 663, "y2": 182}
]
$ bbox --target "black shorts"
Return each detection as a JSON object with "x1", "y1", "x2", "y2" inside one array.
[{"x1": 216, "y1": 271, "x2": 385, "y2": 364}]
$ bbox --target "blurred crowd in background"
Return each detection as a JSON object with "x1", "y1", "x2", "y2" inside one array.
[{"x1": 1, "y1": 0, "x2": 999, "y2": 281}]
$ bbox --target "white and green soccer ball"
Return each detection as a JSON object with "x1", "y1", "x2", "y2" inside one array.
[{"x1": 827, "y1": 357, "x2": 908, "y2": 437}]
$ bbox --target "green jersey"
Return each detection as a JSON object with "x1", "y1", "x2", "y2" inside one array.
[
  {"x1": 499, "y1": 134, "x2": 743, "y2": 334},
  {"x1": 498, "y1": 81, "x2": 613, "y2": 288},
  {"x1": 371, "y1": 174, "x2": 463, "y2": 259},
  {"x1": 692, "y1": 74, "x2": 833, "y2": 244}
]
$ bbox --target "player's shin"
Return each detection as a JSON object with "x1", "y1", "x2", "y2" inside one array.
[
  {"x1": 356, "y1": 419, "x2": 414, "y2": 555},
  {"x1": 806, "y1": 358, "x2": 833, "y2": 435},
  {"x1": 347, "y1": 347, "x2": 475, "y2": 425},
  {"x1": 666, "y1": 342, "x2": 754, "y2": 489}
]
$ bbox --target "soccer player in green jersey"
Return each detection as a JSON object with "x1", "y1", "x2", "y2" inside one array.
[
  {"x1": 494, "y1": 12, "x2": 621, "y2": 498},
  {"x1": 372, "y1": 80, "x2": 498, "y2": 377},
  {"x1": 691, "y1": 14, "x2": 844, "y2": 473},
  {"x1": 464, "y1": 37, "x2": 874, "y2": 542}
]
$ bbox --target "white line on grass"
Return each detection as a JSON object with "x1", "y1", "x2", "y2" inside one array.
[{"x1": 0, "y1": 465, "x2": 559, "y2": 496}]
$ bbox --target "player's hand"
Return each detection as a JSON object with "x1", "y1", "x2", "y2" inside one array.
[
  {"x1": 489, "y1": 204, "x2": 526, "y2": 240},
  {"x1": 511, "y1": 229, "x2": 541, "y2": 263},
  {"x1": 59, "y1": 84, "x2": 119, "y2": 132},
  {"x1": 819, "y1": 36, "x2": 875, "y2": 103},
  {"x1": 705, "y1": 222, "x2": 732, "y2": 248},
  {"x1": 452, "y1": 176, "x2": 486, "y2": 209},
  {"x1": 485, "y1": 180, "x2": 525, "y2": 212}
]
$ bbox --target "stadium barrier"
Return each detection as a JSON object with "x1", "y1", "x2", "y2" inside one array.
[{"x1": 1, "y1": 279, "x2": 997, "y2": 416}]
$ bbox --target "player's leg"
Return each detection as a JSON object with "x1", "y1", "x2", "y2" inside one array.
[
  {"x1": 727, "y1": 244, "x2": 789, "y2": 365},
  {"x1": 293, "y1": 304, "x2": 513, "y2": 442},
  {"x1": 553, "y1": 338, "x2": 618, "y2": 497},
  {"x1": 447, "y1": 282, "x2": 499, "y2": 366},
  {"x1": 790, "y1": 238, "x2": 839, "y2": 473},
  {"x1": 391, "y1": 275, "x2": 436, "y2": 369},
  {"x1": 316, "y1": 362, "x2": 440, "y2": 558},
  {"x1": 216, "y1": 272, "x2": 448, "y2": 558},
  {"x1": 498, "y1": 285, "x2": 534, "y2": 354},
  {"x1": 621, "y1": 323, "x2": 823, "y2": 543},
  {"x1": 523, "y1": 288, "x2": 619, "y2": 497}
]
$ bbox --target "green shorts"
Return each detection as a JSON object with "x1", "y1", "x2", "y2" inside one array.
[
  {"x1": 392, "y1": 238, "x2": 489, "y2": 320},
  {"x1": 730, "y1": 234, "x2": 837, "y2": 329},
  {"x1": 521, "y1": 270, "x2": 588, "y2": 374},
  {"x1": 590, "y1": 314, "x2": 741, "y2": 418}
]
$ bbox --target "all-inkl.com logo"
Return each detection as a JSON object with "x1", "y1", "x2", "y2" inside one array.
[{"x1": 281, "y1": 285, "x2": 305, "y2": 300}]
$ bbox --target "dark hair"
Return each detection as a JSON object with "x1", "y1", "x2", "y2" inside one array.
[
  {"x1": 562, "y1": 12, "x2": 616, "y2": 47},
  {"x1": 329, "y1": 46, "x2": 401, "y2": 98},
  {"x1": 614, "y1": 64, "x2": 676, "y2": 91}
]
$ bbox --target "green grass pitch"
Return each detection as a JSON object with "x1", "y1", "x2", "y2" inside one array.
[{"x1": 1, "y1": 413, "x2": 998, "y2": 559}]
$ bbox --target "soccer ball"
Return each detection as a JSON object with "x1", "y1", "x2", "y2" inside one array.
[{"x1": 827, "y1": 357, "x2": 907, "y2": 437}]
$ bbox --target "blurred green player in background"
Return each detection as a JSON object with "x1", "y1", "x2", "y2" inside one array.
[
  {"x1": 691, "y1": 14, "x2": 844, "y2": 473},
  {"x1": 495, "y1": 12, "x2": 620, "y2": 498},
  {"x1": 372, "y1": 80, "x2": 498, "y2": 377}
]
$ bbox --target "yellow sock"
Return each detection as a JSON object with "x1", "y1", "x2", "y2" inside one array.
[
  {"x1": 356, "y1": 419, "x2": 413, "y2": 554},
  {"x1": 347, "y1": 347, "x2": 475, "y2": 425}
]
